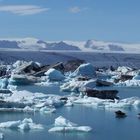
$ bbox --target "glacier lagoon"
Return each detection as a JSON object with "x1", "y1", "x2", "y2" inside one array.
[
  {"x1": 0, "y1": 58, "x2": 140, "y2": 139},
  {"x1": 0, "y1": 85, "x2": 139, "y2": 140}
]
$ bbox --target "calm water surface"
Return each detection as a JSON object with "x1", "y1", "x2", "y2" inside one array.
[{"x1": 0, "y1": 86, "x2": 140, "y2": 140}]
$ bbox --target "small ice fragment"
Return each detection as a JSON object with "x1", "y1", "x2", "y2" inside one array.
[{"x1": 0, "y1": 133, "x2": 4, "y2": 139}]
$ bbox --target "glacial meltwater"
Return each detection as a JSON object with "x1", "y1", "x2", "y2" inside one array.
[{"x1": 0, "y1": 85, "x2": 139, "y2": 140}]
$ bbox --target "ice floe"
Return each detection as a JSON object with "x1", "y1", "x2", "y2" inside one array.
[
  {"x1": 48, "y1": 116, "x2": 92, "y2": 132},
  {"x1": 0, "y1": 118, "x2": 44, "y2": 131},
  {"x1": 0, "y1": 133, "x2": 4, "y2": 139},
  {"x1": 40, "y1": 106, "x2": 56, "y2": 114},
  {"x1": 74, "y1": 96, "x2": 140, "y2": 109},
  {"x1": 60, "y1": 79, "x2": 96, "y2": 92}
]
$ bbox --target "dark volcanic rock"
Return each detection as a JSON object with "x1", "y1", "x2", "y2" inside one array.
[
  {"x1": 33, "y1": 62, "x2": 65, "y2": 77},
  {"x1": 96, "y1": 79, "x2": 113, "y2": 87},
  {"x1": 85, "y1": 88, "x2": 119, "y2": 100},
  {"x1": 120, "y1": 75, "x2": 133, "y2": 81},
  {"x1": 115, "y1": 110, "x2": 127, "y2": 118},
  {"x1": 64, "y1": 59, "x2": 85, "y2": 72}
]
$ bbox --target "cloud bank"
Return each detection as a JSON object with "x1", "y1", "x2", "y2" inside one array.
[{"x1": 0, "y1": 5, "x2": 49, "y2": 15}]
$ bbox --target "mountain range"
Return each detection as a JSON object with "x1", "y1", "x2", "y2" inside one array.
[{"x1": 0, "y1": 37, "x2": 140, "y2": 53}]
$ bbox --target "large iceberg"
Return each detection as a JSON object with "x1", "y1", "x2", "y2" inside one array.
[
  {"x1": 45, "y1": 68, "x2": 65, "y2": 81},
  {"x1": 72, "y1": 63, "x2": 95, "y2": 78}
]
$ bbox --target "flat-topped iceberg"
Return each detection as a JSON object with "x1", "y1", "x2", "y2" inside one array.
[
  {"x1": 48, "y1": 116, "x2": 92, "y2": 133},
  {"x1": 74, "y1": 96, "x2": 140, "y2": 109},
  {"x1": 48, "y1": 126, "x2": 92, "y2": 132}
]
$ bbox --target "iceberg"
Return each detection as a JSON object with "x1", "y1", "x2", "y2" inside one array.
[
  {"x1": 0, "y1": 133, "x2": 4, "y2": 139},
  {"x1": 45, "y1": 68, "x2": 65, "y2": 81},
  {"x1": 54, "y1": 116, "x2": 77, "y2": 127},
  {"x1": 48, "y1": 116, "x2": 92, "y2": 133},
  {"x1": 74, "y1": 96, "x2": 140, "y2": 109},
  {"x1": 72, "y1": 63, "x2": 95, "y2": 78},
  {"x1": 9, "y1": 74, "x2": 38, "y2": 85},
  {"x1": 40, "y1": 106, "x2": 56, "y2": 114},
  {"x1": 117, "y1": 66, "x2": 132, "y2": 74},
  {"x1": 65, "y1": 100, "x2": 73, "y2": 107},
  {"x1": 48, "y1": 126, "x2": 92, "y2": 132},
  {"x1": 0, "y1": 118, "x2": 44, "y2": 130},
  {"x1": 116, "y1": 79, "x2": 140, "y2": 87},
  {"x1": 0, "y1": 78, "x2": 8, "y2": 89},
  {"x1": 61, "y1": 79, "x2": 96, "y2": 93}
]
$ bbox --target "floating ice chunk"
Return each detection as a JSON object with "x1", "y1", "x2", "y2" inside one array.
[
  {"x1": 40, "y1": 106, "x2": 56, "y2": 114},
  {"x1": 45, "y1": 68, "x2": 65, "y2": 81},
  {"x1": 18, "y1": 123, "x2": 30, "y2": 130},
  {"x1": 74, "y1": 96, "x2": 140, "y2": 109},
  {"x1": 0, "y1": 118, "x2": 44, "y2": 131},
  {"x1": 12, "y1": 60, "x2": 26, "y2": 69},
  {"x1": 48, "y1": 126, "x2": 64, "y2": 132},
  {"x1": 0, "y1": 78, "x2": 8, "y2": 89},
  {"x1": 49, "y1": 116, "x2": 92, "y2": 133},
  {"x1": 23, "y1": 106, "x2": 35, "y2": 113},
  {"x1": 54, "y1": 116, "x2": 77, "y2": 127},
  {"x1": 45, "y1": 96, "x2": 63, "y2": 107},
  {"x1": 48, "y1": 126, "x2": 92, "y2": 132},
  {"x1": 116, "y1": 80, "x2": 140, "y2": 87},
  {"x1": 0, "y1": 133, "x2": 4, "y2": 139},
  {"x1": 133, "y1": 75, "x2": 140, "y2": 80},
  {"x1": 65, "y1": 100, "x2": 73, "y2": 107},
  {"x1": 22, "y1": 118, "x2": 33, "y2": 124},
  {"x1": 35, "y1": 102, "x2": 46, "y2": 108},
  {"x1": 117, "y1": 66, "x2": 132, "y2": 74},
  {"x1": 72, "y1": 63, "x2": 95, "y2": 78},
  {"x1": 0, "y1": 120, "x2": 21, "y2": 129},
  {"x1": 9, "y1": 74, "x2": 37, "y2": 85},
  {"x1": 61, "y1": 79, "x2": 96, "y2": 93}
]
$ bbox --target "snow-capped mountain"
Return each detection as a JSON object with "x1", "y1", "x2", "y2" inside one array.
[
  {"x1": 0, "y1": 38, "x2": 80, "y2": 51},
  {"x1": 0, "y1": 38, "x2": 140, "y2": 53},
  {"x1": 84, "y1": 40, "x2": 124, "y2": 51},
  {"x1": 64, "y1": 39, "x2": 140, "y2": 53}
]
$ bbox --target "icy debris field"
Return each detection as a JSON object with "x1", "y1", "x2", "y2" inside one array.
[{"x1": 0, "y1": 60, "x2": 140, "y2": 139}]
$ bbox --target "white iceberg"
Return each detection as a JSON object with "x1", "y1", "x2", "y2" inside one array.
[
  {"x1": 40, "y1": 106, "x2": 56, "y2": 114},
  {"x1": 65, "y1": 100, "x2": 73, "y2": 107},
  {"x1": 0, "y1": 78, "x2": 8, "y2": 89},
  {"x1": 74, "y1": 96, "x2": 140, "y2": 109},
  {"x1": 0, "y1": 118, "x2": 44, "y2": 130},
  {"x1": 48, "y1": 116, "x2": 92, "y2": 133},
  {"x1": 45, "y1": 68, "x2": 65, "y2": 81},
  {"x1": 54, "y1": 116, "x2": 77, "y2": 127},
  {"x1": 0, "y1": 133, "x2": 4, "y2": 139},
  {"x1": 72, "y1": 63, "x2": 95, "y2": 78},
  {"x1": 116, "y1": 79, "x2": 140, "y2": 87},
  {"x1": 48, "y1": 126, "x2": 92, "y2": 132},
  {"x1": 61, "y1": 79, "x2": 96, "y2": 92},
  {"x1": 117, "y1": 66, "x2": 132, "y2": 74}
]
